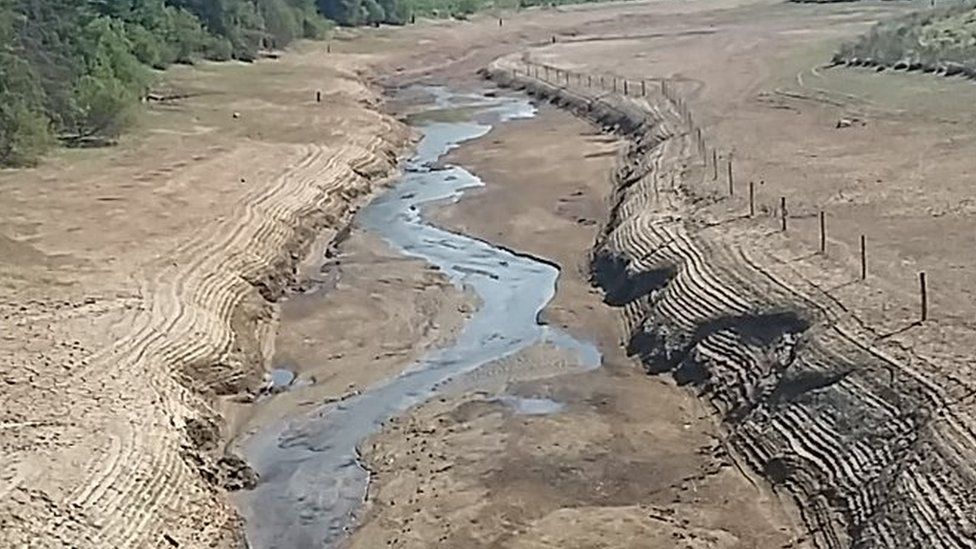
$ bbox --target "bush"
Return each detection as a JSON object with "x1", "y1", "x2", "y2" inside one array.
[
  {"x1": 71, "y1": 74, "x2": 139, "y2": 141},
  {"x1": 0, "y1": 98, "x2": 54, "y2": 166},
  {"x1": 259, "y1": 0, "x2": 304, "y2": 47},
  {"x1": 835, "y1": 1, "x2": 976, "y2": 76},
  {"x1": 205, "y1": 37, "x2": 236, "y2": 61}
]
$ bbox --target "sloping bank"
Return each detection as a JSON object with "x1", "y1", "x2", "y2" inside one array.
[
  {"x1": 0, "y1": 70, "x2": 410, "y2": 546},
  {"x1": 483, "y1": 60, "x2": 976, "y2": 548}
]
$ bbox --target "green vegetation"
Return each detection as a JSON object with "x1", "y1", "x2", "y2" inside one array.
[
  {"x1": 1, "y1": 0, "x2": 614, "y2": 167},
  {"x1": 385, "y1": 0, "x2": 605, "y2": 21},
  {"x1": 834, "y1": 2, "x2": 976, "y2": 77},
  {"x1": 0, "y1": 0, "x2": 330, "y2": 166}
]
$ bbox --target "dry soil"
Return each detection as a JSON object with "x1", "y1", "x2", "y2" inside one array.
[{"x1": 3, "y1": 0, "x2": 974, "y2": 546}]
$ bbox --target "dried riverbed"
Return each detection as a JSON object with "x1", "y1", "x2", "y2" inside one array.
[{"x1": 233, "y1": 87, "x2": 601, "y2": 548}]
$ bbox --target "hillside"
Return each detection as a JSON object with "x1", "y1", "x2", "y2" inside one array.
[
  {"x1": 0, "y1": 0, "x2": 616, "y2": 168},
  {"x1": 834, "y1": 2, "x2": 976, "y2": 76},
  {"x1": 0, "y1": 0, "x2": 334, "y2": 167}
]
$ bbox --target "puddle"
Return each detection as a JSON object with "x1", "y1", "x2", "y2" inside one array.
[
  {"x1": 269, "y1": 368, "x2": 296, "y2": 390},
  {"x1": 256, "y1": 368, "x2": 311, "y2": 400},
  {"x1": 235, "y1": 86, "x2": 602, "y2": 548},
  {"x1": 497, "y1": 396, "x2": 566, "y2": 416}
]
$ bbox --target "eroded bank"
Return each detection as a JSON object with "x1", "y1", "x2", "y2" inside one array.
[{"x1": 485, "y1": 53, "x2": 976, "y2": 549}]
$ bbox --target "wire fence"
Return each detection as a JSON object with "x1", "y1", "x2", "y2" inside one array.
[{"x1": 506, "y1": 58, "x2": 930, "y2": 323}]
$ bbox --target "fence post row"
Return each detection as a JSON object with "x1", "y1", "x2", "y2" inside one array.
[{"x1": 507, "y1": 67, "x2": 901, "y2": 318}]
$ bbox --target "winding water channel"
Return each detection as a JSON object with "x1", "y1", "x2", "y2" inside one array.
[{"x1": 236, "y1": 87, "x2": 601, "y2": 548}]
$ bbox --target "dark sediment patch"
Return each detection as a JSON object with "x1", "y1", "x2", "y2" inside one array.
[{"x1": 590, "y1": 250, "x2": 675, "y2": 306}]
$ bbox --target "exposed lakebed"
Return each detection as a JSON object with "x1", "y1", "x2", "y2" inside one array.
[{"x1": 234, "y1": 87, "x2": 601, "y2": 548}]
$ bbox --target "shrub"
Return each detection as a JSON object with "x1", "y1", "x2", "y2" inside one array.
[{"x1": 0, "y1": 98, "x2": 54, "y2": 166}]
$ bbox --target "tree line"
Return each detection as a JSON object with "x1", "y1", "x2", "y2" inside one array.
[
  {"x1": 0, "y1": 0, "x2": 600, "y2": 167},
  {"x1": 0, "y1": 0, "x2": 335, "y2": 166},
  {"x1": 833, "y1": 2, "x2": 976, "y2": 78}
]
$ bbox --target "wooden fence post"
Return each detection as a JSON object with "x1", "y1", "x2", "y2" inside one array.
[
  {"x1": 920, "y1": 272, "x2": 928, "y2": 321},
  {"x1": 819, "y1": 211, "x2": 826, "y2": 254},
  {"x1": 641, "y1": 80, "x2": 646, "y2": 96},
  {"x1": 860, "y1": 235, "x2": 867, "y2": 280},
  {"x1": 727, "y1": 158, "x2": 734, "y2": 196},
  {"x1": 624, "y1": 80, "x2": 629, "y2": 95},
  {"x1": 780, "y1": 197, "x2": 787, "y2": 231},
  {"x1": 712, "y1": 150, "x2": 718, "y2": 181}
]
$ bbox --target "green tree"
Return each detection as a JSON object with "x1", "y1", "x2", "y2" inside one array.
[
  {"x1": 71, "y1": 74, "x2": 138, "y2": 141},
  {"x1": 258, "y1": 0, "x2": 301, "y2": 47},
  {"x1": 317, "y1": 0, "x2": 363, "y2": 25},
  {"x1": 0, "y1": 98, "x2": 54, "y2": 166},
  {"x1": 0, "y1": 21, "x2": 53, "y2": 165}
]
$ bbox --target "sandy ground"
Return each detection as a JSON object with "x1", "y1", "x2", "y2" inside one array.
[
  {"x1": 346, "y1": 105, "x2": 801, "y2": 548},
  {"x1": 0, "y1": 45, "x2": 410, "y2": 547},
  {"x1": 4, "y1": 0, "x2": 975, "y2": 545},
  {"x1": 517, "y1": 0, "x2": 976, "y2": 384},
  {"x1": 1, "y1": 7, "x2": 647, "y2": 545},
  {"x1": 1, "y1": 7, "x2": 672, "y2": 545}
]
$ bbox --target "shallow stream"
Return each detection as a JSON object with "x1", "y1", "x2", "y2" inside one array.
[{"x1": 235, "y1": 87, "x2": 600, "y2": 548}]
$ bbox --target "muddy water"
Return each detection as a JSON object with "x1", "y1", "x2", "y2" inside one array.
[{"x1": 235, "y1": 88, "x2": 601, "y2": 548}]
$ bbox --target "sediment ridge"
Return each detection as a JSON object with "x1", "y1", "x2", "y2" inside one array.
[
  {"x1": 485, "y1": 58, "x2": 976, "y2": 548},
  {"x1": 0, "y1": 67, "x2": 410, "y2": 546}
]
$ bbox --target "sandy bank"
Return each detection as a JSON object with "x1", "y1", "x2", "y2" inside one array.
[
  {"x1": 485, "y1": 43, "x2": 976, "y2": 547},
  {"x1": 0, "y1": 44, "x2": 410, "y2": 547},
  {"x1": 347, "y1": 101, "x2": 801, "y2": 548}
]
